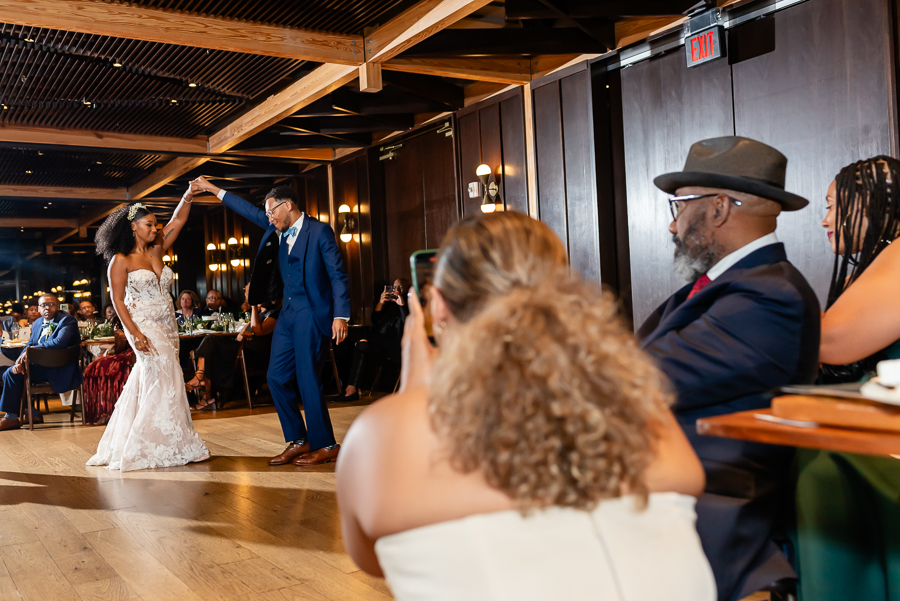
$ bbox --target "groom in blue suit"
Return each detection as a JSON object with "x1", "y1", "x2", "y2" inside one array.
[
  {"x1": 637, "y1": 138, "x2": 821, "y2": 601},
  {"x1": 0, "y1": 294, "x2": 82, "y2": 430},
  {"x1": 193, "y1": 177, "x2": 350, "y2": 465}
]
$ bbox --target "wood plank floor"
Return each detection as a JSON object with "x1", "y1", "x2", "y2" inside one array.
[
  {"x1": 0, "y1": 398, "x2": 393, "y2": 601},
  {"x1": 0, "y1": 398, "x2": 777, "y2": 601}
]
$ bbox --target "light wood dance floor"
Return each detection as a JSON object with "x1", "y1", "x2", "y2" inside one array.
[{"x1": 0, "y1": 399, "x2": 392, "y2": 601}]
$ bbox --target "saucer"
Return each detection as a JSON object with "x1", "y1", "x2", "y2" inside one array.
[{"x1": 860, "y1": 377, "x2": 900, "y2": 406}]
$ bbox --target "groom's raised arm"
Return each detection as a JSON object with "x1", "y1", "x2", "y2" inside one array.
[{"x1": 193, "y1": 176, "x2": 269, "y2": 230}]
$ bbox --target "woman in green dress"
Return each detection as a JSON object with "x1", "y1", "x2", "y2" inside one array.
[{"x1": 795, "y1": 155, "x2": 900, "y2": 600}]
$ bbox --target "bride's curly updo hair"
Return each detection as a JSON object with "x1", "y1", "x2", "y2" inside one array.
[
  {"x1": 429, "y1": 212, "x2": 669, "y2": 512},
  {"x1": 95, "y1": 203, "x2": 152, "y2": 263}
]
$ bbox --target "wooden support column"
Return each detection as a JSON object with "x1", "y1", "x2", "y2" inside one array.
[{"x1": 359, "y1": 63, "x2": 383, "y2": 93}]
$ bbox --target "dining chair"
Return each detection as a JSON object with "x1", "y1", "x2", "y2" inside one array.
[{"x1": 20, "y1": 345, "x2": 85, "y2": 430}]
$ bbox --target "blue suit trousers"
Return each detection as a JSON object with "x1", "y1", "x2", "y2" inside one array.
[
  {"x1": 266, "y1": 305, "x2": 336, "y2": 449},
  {"x1": 1, "y1": 365, "x2": 51, "y2": 415}
]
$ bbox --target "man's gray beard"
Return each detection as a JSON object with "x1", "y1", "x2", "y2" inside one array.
[
  {"x1": 672, "y1": 214, "x2": 720, "y2": 282},
  {"x1": 673, "y1": 246, "x2": 714, "y2": 282}
]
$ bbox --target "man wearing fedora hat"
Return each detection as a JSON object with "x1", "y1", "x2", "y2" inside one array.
[{"x1": 637, "y1": 136, "x2": 821, "y2": 601}]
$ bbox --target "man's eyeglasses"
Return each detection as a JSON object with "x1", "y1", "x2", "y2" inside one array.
[
  {"x1": 668, "y1": 193, "x2": 742, "y2": 221},
  {"x1": 265, "y1": 201, "x2": 287, "y2": 219},
  {"x1": 38, "y1": 303, "x2": 57, "y2": 308}
]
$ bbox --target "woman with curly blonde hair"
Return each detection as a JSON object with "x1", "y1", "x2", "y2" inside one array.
[{"x1": 337, "y1": 212, "x2": 714, "y2": 600}]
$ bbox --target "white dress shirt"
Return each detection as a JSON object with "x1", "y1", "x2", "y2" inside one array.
[
  {"x1": 217, "y1": 189, "x2": 347, "y2": 321},
  {"x1": 707, "y1": 232, "x2": 779, "y2": 281}
]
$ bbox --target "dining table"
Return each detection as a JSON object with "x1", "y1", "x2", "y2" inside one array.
[{"x1": 696, "y1": 403, "x2": 900, "y2": 457}]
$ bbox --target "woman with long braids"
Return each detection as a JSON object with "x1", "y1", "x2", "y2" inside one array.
[
  {"x1": 794, "y1": 155, "x2": 900, "y2": 601},
  {"x1": 87, "y1": 184, "x2": 209, "y2": 471}
]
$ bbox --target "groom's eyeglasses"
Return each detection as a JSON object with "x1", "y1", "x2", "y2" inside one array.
[
  {"x1": 265, "y1": 201, "x2": 287, "y2": 219},
  {"x1": 668, "y1": 194, "x2": 742, "y2": 221}
]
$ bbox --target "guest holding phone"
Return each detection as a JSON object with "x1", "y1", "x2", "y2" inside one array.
[
  {"x1": 336, "y1": 212, "x2": 713, "y2": 600},
  {"x1": 335, "y1": 279, "x2": 410, "y2": 402}
]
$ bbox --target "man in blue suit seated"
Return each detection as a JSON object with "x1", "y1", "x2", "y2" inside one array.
[
  {"x1": 192, "y1": 176, "x2": 351, "y2": 466},
  {"x1": 637, "y1": 137, "x2": 821, "y2": 601},
  {"x1": 0, "y1": 294, "x2": 82, "y2": 430}
]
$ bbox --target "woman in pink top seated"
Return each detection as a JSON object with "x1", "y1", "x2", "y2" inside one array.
[{"x1": 336, "y1": 212, "x2": 715, "y2": 601}]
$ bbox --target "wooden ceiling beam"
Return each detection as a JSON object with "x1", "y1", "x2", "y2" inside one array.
[
  {"x1": 131, "y1": 0, "x2": 488, "y2": 198},
  {"x1": 127, "y1": 157, "x2": 209, "y2": 201},
  {"x1": 0, "y1": 185, "x2": 126, "y2": 200},
  {"x1": 365, "y1": 0, "x2": 495, "y2": 63},
  {"x1": 54, "y1": 202, "x2": 130, "y2": 244},
  {"x1": 384, "y1": 57, "x2": 531, "y2": 84},
  {"x1": 0, "y1": 218, "x2": 77, "y2": 228},
  {"x1": 0, "y1": 125, "x2": 208, "y2": 154},
  {"x1": 0, "y1": 0, "x2": 364, "y2": 64}
]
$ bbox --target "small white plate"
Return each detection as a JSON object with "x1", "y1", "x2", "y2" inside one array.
[{"x1": 860, "y1": 377, "x2": 900, "y2": 406}]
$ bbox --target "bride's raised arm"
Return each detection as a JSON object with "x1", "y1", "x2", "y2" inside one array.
[{"x1": 154, "y1": 183, "x2": 196, "y2": 254}]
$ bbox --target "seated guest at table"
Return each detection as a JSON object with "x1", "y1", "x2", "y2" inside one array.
[
  {"x1": 637, "y1": 137, "x2": 821, "y2": 601},
  {"x1": 25, "y1": 302, "x2": 39, "y2": 325},
  {"x1": 82, "y1": 328, "x2": 135, "y2": 425},
  {"x1": 11, "y1": 304, "x2": 25, "y2": 327},
  {"x1": 103, "y1": 304, "x2": 116, "y2": 323},
  {"x1": 794, "y1": 155, "x2": 900, "y2": 601},
  {"x1": 198, "y1": 289, "x2": 227, "y2": 317},
  {"x1": 336, "y1": 278, "x2": 410, "y2": 402},
  {"x1": 176, "y1": 290, "x2": 201, "y2": 325},
  {"x1": 78, "y1": 300, "x2": 99, "y2": 324},
  {"x1": 188, "y1": 290, "x2": 280, "y2": 411},
  {"x1": 0, "y1": 294, "x2": 82, "y2": 430},
  {"x1": 337, "y1": 212, "x2": 714, "y2": 599}
]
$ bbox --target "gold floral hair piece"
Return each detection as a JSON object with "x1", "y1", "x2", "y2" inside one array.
[{"x1": 127, "y1": 203, "x2": 147, "y2": 221}]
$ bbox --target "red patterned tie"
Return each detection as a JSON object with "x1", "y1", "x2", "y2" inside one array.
[{"x1": 687, "y1": 274, "x2": 711, "y2": 299}]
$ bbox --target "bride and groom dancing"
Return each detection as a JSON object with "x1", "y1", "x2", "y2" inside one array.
[{"x1": 88, "y1": 177, "x2": 350, "y2": 471}]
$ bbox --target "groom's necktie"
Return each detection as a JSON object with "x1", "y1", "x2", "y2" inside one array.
[{"x1": 687, "y1": 274, "x2": 711, "y2": 299}]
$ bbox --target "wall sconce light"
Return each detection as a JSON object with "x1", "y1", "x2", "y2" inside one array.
[
  {"x1": 476, "y1": 164, "x2": 503, "y2": 213},
  {"x1": 338, "y1": 204, "x2": 356, "y2": 243},
  {"x1": 227, "y1": 237, "x2": 244, "y2": 267},
  {"x1": 206, "y1": 242, "x2": 225, "y2": 271}
]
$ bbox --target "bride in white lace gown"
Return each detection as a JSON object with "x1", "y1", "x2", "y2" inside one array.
[{"x1": 88, "y1": 186, "x2": 209, "y2": 471}]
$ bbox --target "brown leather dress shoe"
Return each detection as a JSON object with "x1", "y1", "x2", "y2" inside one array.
[
  {"x1": 293, "y1": 444, "x2": 340, "y2": 466},
  {"x1": 0, "y1": 417, "x2": 22, "y2": 432},
  {"x1": 268, "y1": 442, "x2": 310, "y2": 466}
]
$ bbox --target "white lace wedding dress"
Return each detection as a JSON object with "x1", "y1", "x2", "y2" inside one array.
[{"x1": 87, "y1": 266, "x2": 210, "y2": 471}]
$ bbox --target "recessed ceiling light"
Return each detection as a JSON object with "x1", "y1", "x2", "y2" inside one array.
[
  {"x1": 188, "y1": 82, "x2": 197, "y2": 87},
  {"x1": 37, "y1": 151, "x2": 42, "y2": 155},
  {"x1": 1, "y1": 105, "x2": 7, "y2": 110},
  {"x1": 25, "y1": 170, "x2": 32, "y2": 174},
  {"x1": 96, "y1": 161, "x2": 102, "y2": 165},
  {"x1": 113, "y1": 61, "x2": 122, "y2": 67},
  {"x1": 171, "y1": 99, "x2": 178, "y2": 103},
  {"x1": 47, "y1": 202, "x2": 51, "y2": 204},
  {"x1": 24, "y1": 38, "x2": 34, "y2": 43}
]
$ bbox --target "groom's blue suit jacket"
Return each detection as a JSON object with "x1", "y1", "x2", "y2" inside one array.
[
  {"x1": 637, "y1": 243, "x2": 820, "y2": 601},
  {"x1": 221, "y1": 191, "x2": 350, "y2": 337},
  {"x1": 26, "y1": 313, "x2": 83, "y2": 393}
]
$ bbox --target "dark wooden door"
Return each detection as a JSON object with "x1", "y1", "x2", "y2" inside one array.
[{"x1": 382, "y1": 125, "x2": 459, "y2": 281}]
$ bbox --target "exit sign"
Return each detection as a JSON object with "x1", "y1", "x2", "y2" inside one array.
[{"x1": 685, "y1": 26, "x2": 725, "y2": 68}]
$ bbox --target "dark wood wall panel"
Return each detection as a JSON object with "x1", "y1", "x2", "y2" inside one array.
[
  {"x1": 332, "y1": 158, "x2": 365, "y2": 324},
  {"x1": 381, "y1": 124, "x2": 458, "y2": 281},
  {"x1": 560, "y1": 70, "x2": 601, "y2": 282},
  {"x1": 500, "y1": 93, "x2": 529, "y2": 213},
  {"x1": 458, "y1": 112, "x2": 483, "y2": 217},
  {"x1": 479, "y1": 103, "x2": 504, "y2": 191},
  {"x1": 354, "y1": 155, "x2": 376, "y2": 324},
  {"x1": 620, "y1": 51, "x2": 735, "y2": 326},
  {"x1": 731, "y1": 0, "x2": 896, "y2": 304},
  {"x1": 422, "y1": 128, "x2": 459, "y2": 248},
  {"x1": 384, "y1": 146, "x2": 426, "y2": 282},
  {"x1": 456, "y1": 88, "x2": 529, "y2": 215},
  {"x1": 533, "y1": 82, "x2": 569, "y2": 248}
]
